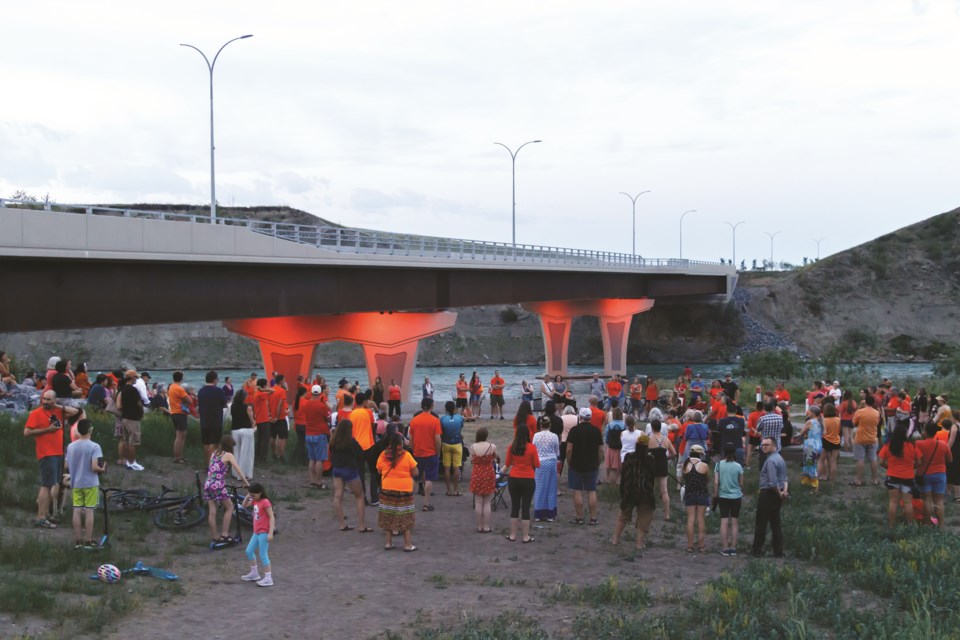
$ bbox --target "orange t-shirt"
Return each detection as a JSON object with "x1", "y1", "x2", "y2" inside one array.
[
  {"x1": 589, "y1": 407, "x2": 605, "y2": 430},
  {"x1": 853, "y1": 407, "x2": 881, "y2": 444},
  {"x1": 388, "y1": 385, "x2": 401, "y2": 401},
  {"x1": 349, "y1": 407, "x2": 375, "y2": 451},
  {"x1": 168, "y1": 383, "x2": 187, "y2": 415},
  {"x1": 747, "y1": 410, "x2": 763, "y2": 437},
  {"x1": 513, "y1": 414, "x2": 537, "y2": 440},
  {"x1": 25, "y1": 406, "x2": 65, "y2": 459},
  {"x1": 268, "y1": 388, "x2": 287, "y2": 420},
  {"x1": 839, "y1": 401, "x2": 857, "y2": 422},
  {"x1": 916, "y1": 438, "x2": 952, "y2": 475},
  {"x1": 710, "y1": 400, "x2": 728, "y2": 421},
  {"x1": 629, "y1": 383, "x2": 643, "y2": 401},
  {"x1": 253, "y1": 390, "x2": 272, "y2": 424},
  {"x1": 645, "y1": 382, "x2": 659, "y2": 401},
  {"x1": 606, "y1": 380, "x2": 622, "y2": 398},
  {"x1": 335, "y1": 388, "x2": 350, "y2": 414},
  {"x1": 377, "y1": 450, "x2": 418, "y2": 492},
  {"x1": 505, "y1": 444, "x2": 540, "y2": 479},
  {"x1": 455, "y1": 380, "x2": 469, "y2": 399},
  {"x1": 243, "y1": 380, "x2": 257, "y2": 405},
  {"x1": 879, "y1": 442, "x2": 917, "y2": 479},
  {"x1": 774, "y1": 389, "x2": 790, "y2": 404},
  {"x1": 490, "y1": 377, "x2": 505, "y2": 396},
  {"x1": 409, "y1": 412, "x2": 441, "y2": 457}
]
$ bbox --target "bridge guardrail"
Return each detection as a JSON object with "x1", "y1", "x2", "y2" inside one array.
[{"x1": 0, "y1": 199, "x2": 725, "y2": 271}]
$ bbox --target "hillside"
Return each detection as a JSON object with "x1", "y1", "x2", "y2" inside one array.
[{"x1": 738, "y1": 205, "x2": 960, "y2": 360}]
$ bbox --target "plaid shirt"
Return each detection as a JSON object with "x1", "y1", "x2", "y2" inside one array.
[{"x1": 757, "y1": 412, "x2": 784, "y2": 450}]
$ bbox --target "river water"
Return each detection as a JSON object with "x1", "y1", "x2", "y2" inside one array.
[{"x1": 147, "y1": 362, "x2": 936, "y2": 402}]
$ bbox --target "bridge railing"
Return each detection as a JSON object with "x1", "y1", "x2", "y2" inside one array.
[{"x1": 0, "y1": 199, "x2": 723, "y2": 270}]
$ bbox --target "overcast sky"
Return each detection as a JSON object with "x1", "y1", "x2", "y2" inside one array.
[{"x1": 3, "y1": 1, "x2": 959, "y2": 265}]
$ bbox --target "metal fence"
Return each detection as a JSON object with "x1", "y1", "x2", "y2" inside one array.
[{"x1": 0, "y1": 199, "x2": 724, "y2": 270}]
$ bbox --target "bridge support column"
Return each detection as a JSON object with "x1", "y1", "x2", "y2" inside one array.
[
  {"x1": 223, "y1": 311, "x2": 458, "y2": 403},
  {"x1": 522, "y1": 299, "x2": 654, "y2": 377}
]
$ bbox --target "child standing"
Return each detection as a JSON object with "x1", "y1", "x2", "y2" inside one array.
[
  {"x1": 64, "y1": 419, "x2": 106, "y2": 548},
  {"x1": 240, "y1": 483, "x2": 276, "y2": 587},
  {"x1": 204, "y1": 435, "x2": 249, "y2": 544}
]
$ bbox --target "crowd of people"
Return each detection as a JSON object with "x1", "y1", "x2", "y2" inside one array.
[{"x1": 10, "y1": 352, "x2": 960, "y2": 586}]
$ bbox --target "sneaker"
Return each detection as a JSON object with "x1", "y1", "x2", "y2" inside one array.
[
  {"x1": 84, "y1": 541, "x2": 103, "y2": 551},
  {"x1": 127, "y1": 462, "x2": 145, "y2": 471},
  {"x1": 241, "y1": 570, "x2": 261, "y2": 581},
  {"x1": 729, "y1": 548, "x2": 737, "y2": 557},
  {"x1": 369, "y1": 501, "x2": 380, "y2": 507},
  {"x1": 721, "y1": 548, "x2": 732, "y2": 557},
  {"x1": 256, "y1": 575, "x2": 274, "y2": 587}
]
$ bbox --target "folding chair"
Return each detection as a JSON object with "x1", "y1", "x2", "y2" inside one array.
[{"x1": 491, "y1": 466, "x2": 509, "y2": 512}]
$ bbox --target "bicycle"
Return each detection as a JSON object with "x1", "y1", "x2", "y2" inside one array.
[
  {"x1": 209, "y1": 485, "x2": 280, "y2": 551},
  {"x1": 100, "y1": 472, "x2": 207, "y2": 531}
]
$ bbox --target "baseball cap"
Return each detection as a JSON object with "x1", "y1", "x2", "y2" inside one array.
[
  {"x1": 311, "y1": 385, "x2": 322, "y2": 395},
  {"x1": 578, "y1": 407, "x2": 593, "y2": 420},
  {"x1": 690, "y1": 444, "x2": 705, "y2": 454}
]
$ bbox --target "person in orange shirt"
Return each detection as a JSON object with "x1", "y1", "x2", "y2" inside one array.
[
  {"x1": 24, "y1": 390, "x2": 82, "y2": 528},
  {"x1": 745, "y1": 401, "x2": 764, "y2": 468},
  {"x1": 409, "y1": 398, "x2": 442, "y2": 512},
  {"x1": 455, "y1": 373, "x2": 469, "y2": 415},
  {"x1": 851, "y1": 395, "x2": 882, "y2": 486},
  {"x1": 347, "y1": 392, "x2": 379, "y2": 505},
  {"x1": 674, "y1": 376, "x2": 687, "y2": 408},
  {"x1": 588, "y1": 396, "x2": 605, "y2": 432},
  {"x1": 773, "y1": 382, "x2": 791, "y2": 406},
  {"x1": 916, "y1": 421, "x2": 954, "y2": 527},
  {"x1": 376, "y1": 432, "x2": 419, "y2": 551},
  {"x1": 268, "y1": 375, "x2": 290, "y2": 462},
  {"x1": 387, "y1": 379, "x2": 402, "y2": 418},
  {"x1": 643, "y1": 376, "x2": 660, "y2": 418},
  {"x1": 606, "y1": 375, "x2": 623, "y2": 412},
  {"x1": 252, "y1": 378, "x2": 276, "y2": 463},
  {"x1": 501, "y1": 425, "x2": 540, "y2": 543},
  {"x1": 629, "y1": 377, "x2": 644, "y2": 419},
  {"x1": 168, "y1": 371, "x2": 190, "y2": 464},
  {"x1": 335, "y1": 380, "x2": 352, "y2": 416},
  {"x1": 489, "y1": 371, "x2": 506, "y2": 420},
  {"x1": 512, "y1": 400, "x2": 537, "y2": 440}
]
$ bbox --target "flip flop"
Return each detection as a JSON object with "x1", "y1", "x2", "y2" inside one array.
[
  {"x1": 505, "y1": 535, "x2": 516, "y2": 542},
  {"x1": 339, "y1": 525, "x2": 354, "y2": 531},
  {"x1": 481, "y1": 528, "x2": 492, "y2": 533},
  {"x1": 422, "y1": 505, "x2": 435, "y2": 512},
  {"x1": 403, "y1": 545, "x2": 418, "y2": 552},
  {"x1": 384, "y1": 544, "x2": 395, "y2": 550},
  {"x1": 588, "y1": 519, "x2": 600, "y2": 526},
  {"x1": 358, "y1": 526, "x2": 374, "y2": 533},
  {"x1": 522, "y1": 537, "x2": 535, "y2": 543},
  {"x1": 569, "y1": 517, "x2": 584, "y2": 525}
]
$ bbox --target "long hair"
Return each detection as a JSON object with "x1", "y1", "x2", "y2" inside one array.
[
  {"x1": 247, "y1": 482, "x2": 268, "y2": 501},
  {"x1": 514, "y1": 401, "x2": 533, "y2": 428},
  {"x1": 511, "y1": 422, "x2": 529, "y2": 457},
  {"x1": 329, "y1": 419, "x2": 354, "y2": 451},
  {"x1": 218, "y1": 434, "x2": 236, "y2": 454},
  {"x1": 385, "y1": 431, "x2": 405, "y2": 468},
  {"x1": 889, "y1": 422, "x2": 908, "y2": 458},
  {"x1": 294, "y1": 385, "x2": 307, "y2": 411}
]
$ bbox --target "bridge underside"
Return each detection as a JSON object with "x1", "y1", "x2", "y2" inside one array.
[{"x1": 0, "y1": 258, "x2": 730, "y2": 332}]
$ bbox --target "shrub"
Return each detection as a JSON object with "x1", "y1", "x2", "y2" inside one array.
[
  {"x1": 735, "y1": 350, "x2": 805, "y2": 381},
  {"x1": 499, "y1": 306, "x2": 519, "y2": 323}
]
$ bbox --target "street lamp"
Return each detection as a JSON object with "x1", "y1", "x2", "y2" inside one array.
[
  {"x1": 679, "y1": 209, "x2": 696, "y2": 259},
  {"x1": 180, "y1": 34, "x2": 253, "y2": 223},
  {"x1": 764, "y1": 230, "x2": 781, "y2": 268},
  {"x1": 724, "y1": 221, "x2": 746, "y2": 266},
  {"x1": 814, "y1": 237, "x2": 826, "y2": 260},
  {"x1": 619, "y1": 190, "x2": 651, "y2": 258},
  {"x1": 493, "y1": 139, "x2": 541, "y2": 246}
]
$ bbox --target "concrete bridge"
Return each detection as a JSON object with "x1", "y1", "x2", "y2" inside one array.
[{"x1": 0, "y1": 202, "x2": 736, "y2": 401}]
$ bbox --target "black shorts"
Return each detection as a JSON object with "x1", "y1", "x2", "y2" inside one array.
[
  {"x1": 717, "y1": 497, "x2": 742, "y2": 519},
  {"x1": 171, "y1": 414, "x2": 189, "y2": 432},
  {"x1": 490, "y1": 395, "x2": 504, "y2": 407},
  {"x1": 455, "y1": 398, "x2": 468, "y2": 409},
  {"x1": 39, "y1": 456, "x2": 63, "y2": 488},
  {"x1": 201, "y1": 426, "x2": 223, "y2": 446},
  {"x1": 822, "y1": 439, "x2": 841, "y2": 451},
  {"x1": 270, "y1": 419, "x2": 289, "y2": 439}
]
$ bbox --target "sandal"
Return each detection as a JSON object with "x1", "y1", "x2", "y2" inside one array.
[
  {"x1": 522, "y1": 537, "x2": 535, "y2": 543},
  {"x1": 358, "y1": 526, "x2": 374, "y2": 533},
  {"x1": 481, "y1": 528, "x2": 492, "y2": 533},
  {"x1": 403, "y1": 545, "x2": 418, "y2": 552},
  {"x1": 384, "y1": 544, "x2": 395, "y2": 550},
  {"x1": 422, "y1": 505, "x2": 435, "y2": 512},
  {"x1": 339, "y1": 525, "x2": 354, "y2": 531},
  {"x1": 34, "y1": 519, "x2": 56, "y2": 529},
  {"x1": 588, "y1": 518, "x2": 600, "y2": 526},
  {"x1": 505, "y1": 535, "x2": 516, "y2": 542},
  {"x1": 686, "y1": 547, "x2": 694, "y2": 553},
  {"x1": 698, "y1": 547, "x2": 706, "y2": 553},
  {"x1": 569, "y1": 517, "x2": 584, "y2": 525},
  {"x1": 848, "y1": 481, "x2": 862, "y2": 487}
]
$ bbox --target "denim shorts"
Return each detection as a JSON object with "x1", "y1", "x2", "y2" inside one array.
[
  {"x1": 853, "y1": 443, "x2": 878, "y2": 462},
  {"x1": 567, "y1": 469, "x2": 599, "y2": 492},
  {"x1": 332, "y1": 466, "x2": 359, "y2": 482},
  {"x1": 921, "y1": 472, "x2": 947, "y2": 495},
  {"x1": 305, "y1": 434, "x2": 328, "y2": 462}
]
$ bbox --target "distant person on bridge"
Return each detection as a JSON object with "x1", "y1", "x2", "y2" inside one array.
[{"x1": 489, "y1": 370, "x2": 506, "y2": 420}]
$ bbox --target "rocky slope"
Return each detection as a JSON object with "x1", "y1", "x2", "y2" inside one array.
[{"x1": 3, "y1": 204, "x2": 958, "y2": 369}]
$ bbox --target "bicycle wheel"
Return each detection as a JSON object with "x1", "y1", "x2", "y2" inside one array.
[
  {"x1": 152, "y1": 498, "x2": 207, "y2": 530},
  {"x1": 105, "y1": 490, "x2": 151, "y2": 513}
]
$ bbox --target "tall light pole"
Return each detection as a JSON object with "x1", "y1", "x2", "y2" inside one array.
[
  {"x1": 764, "y1": 230, "x2": 781, "y2": 268},
  {"x1": 724, "y1": 221, "x2": 746, "y2": 266},
  {"x1": 814, "y1": 237, "x2": 826, "y2": 260},
  {"x1": 619, "y1": 190, "x2": 650, "y2": 258},
  {"x1": 679, "y1": 209, "x2": 696, "y2": 259},
  {"x1": 493, "y1": 139, "x2": 541, "y2": 246},
  {"x1": 180, "y1": 34, "x2": 253, "y2": 223}
]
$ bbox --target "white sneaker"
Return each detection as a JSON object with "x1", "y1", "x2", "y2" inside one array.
[
  {"x1": 241, "y1": 570, "x2": 261, "y2": 581},
  {"x1": 256, "y1": 575, "x2": 273, "y2": 587},
  {"x1": 127, "y1": 462, "x2": 145, "y2": 471}
]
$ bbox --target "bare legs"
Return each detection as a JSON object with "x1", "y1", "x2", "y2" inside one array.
[
  {"x1": 685, "y1": 505, "x2": 706, "y2": 550},
  {"x1": 334, "y1": 478, "x2": 366, "y2": 530},
  {"x1": 658, "y1": 476, "x2": 671, "y2": 519},
  {"x1": 474, "y1": 494, "x2": 492, "y2": 532},
  {"x1": 207, "y1": 498, "x2": 235, "y2": 540}
]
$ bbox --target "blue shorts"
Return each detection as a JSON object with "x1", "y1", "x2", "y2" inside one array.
[
  {"x1": 415, "y1": 455, "x2": 439, "y2": 482},
  {"x1": 921, "y1": 472, "x2": 947, "y2": 495},
  {"x1": 39, "y1": 456, "x2": 63, "y2": 488},
  {"x1": 567, "y1": 469, "x2": 599, "y2": 492},
  {"x1": 332, "y1": 466, "x2": 360, "y2": 482},
  {"x1": 305, "y1": 434, "x2": 328, "y2": 462},
  {"x1": 685, "y1": 494, "x2": 711, "y2": 507}
]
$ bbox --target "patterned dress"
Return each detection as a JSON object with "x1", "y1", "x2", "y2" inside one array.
[
  {"x1": 532, "y1": 431, "x2": 560, "y2": 520},
  {"x1": 203, "y1": 452, "x2": 230, "y2": 502},
  {"x1": 802, "y1": 419, "x2": 823, "y2": 481},
  {"x1": 470, "y1": 445, "x2": 497, "y2": 496}
]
